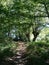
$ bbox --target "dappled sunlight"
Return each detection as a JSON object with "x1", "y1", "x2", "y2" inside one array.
[
  {"x1": 0, "y1": 0, "x2": 49, "y2": 65},
  {"x1": 36, "y1": 27, "x2": 49, "y2": 41}
]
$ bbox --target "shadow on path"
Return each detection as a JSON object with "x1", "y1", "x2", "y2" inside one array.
[{"x1": 1, "y1": 42, "x2": 27, "y2": 65}]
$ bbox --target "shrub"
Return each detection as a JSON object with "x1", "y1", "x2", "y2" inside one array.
[{"x1": 25, "y1": 42, "x2": 49, "y2": 65}]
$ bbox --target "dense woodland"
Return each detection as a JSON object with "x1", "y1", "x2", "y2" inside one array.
[{"x1": 0, "y1": 0, "x2": 49, "y2": 65}]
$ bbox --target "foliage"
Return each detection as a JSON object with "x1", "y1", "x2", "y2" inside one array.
[
  {"x1": 0, "y1": 0, "x2": 49, "y2": 64},
  {"x1": 26, "y1": 41, "x2": 49, "y2": 65},
  {"x1": 0, "y1": 41, "x2": 18, "y2": 62},
  {"x1": 0, "y1": 0, "x2": 49, "y2": 42}
]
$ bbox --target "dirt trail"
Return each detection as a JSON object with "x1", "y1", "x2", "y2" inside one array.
[
  {"x1": 15, "y1": 42, "x2": 27, "y2": 65},
  {"x1": 2, "y1": 42, "x2": 27, "y2": 65}
]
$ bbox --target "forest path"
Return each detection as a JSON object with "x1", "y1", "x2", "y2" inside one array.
[
  {"x1": 14, "y1": 42, "x2": 27, "y2": 65},
  {"x1": 3, "y1": 42, "x2": 27, "y2": 65}
]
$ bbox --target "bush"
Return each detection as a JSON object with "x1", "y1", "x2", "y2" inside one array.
[
  {"x1": 25, "y1": 42, "x2": 49, "y2": 65},
  {"x1": 0, "y1": 41, "x2": 18, "y2": 62}
]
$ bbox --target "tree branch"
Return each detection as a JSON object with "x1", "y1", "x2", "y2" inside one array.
[{"x1": 43, "y1": 3, "x2": 49, "y2": 17}]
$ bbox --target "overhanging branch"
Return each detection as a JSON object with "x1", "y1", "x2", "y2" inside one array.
[
  {"x1": 18, "y1": 12, "x2": 49, "y2": 18},
  {"x1": 43, "y1": 3, "x2": 49, "y2": 17}
]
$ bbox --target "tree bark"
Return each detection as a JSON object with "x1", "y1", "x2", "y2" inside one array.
[{"x1": 33, "y1": 30, "x2": 39, "y2": 41}]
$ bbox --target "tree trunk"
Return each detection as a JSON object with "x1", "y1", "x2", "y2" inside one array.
[{"x1": 33, "y1": 31, "x2": 39, "y2": 41}]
